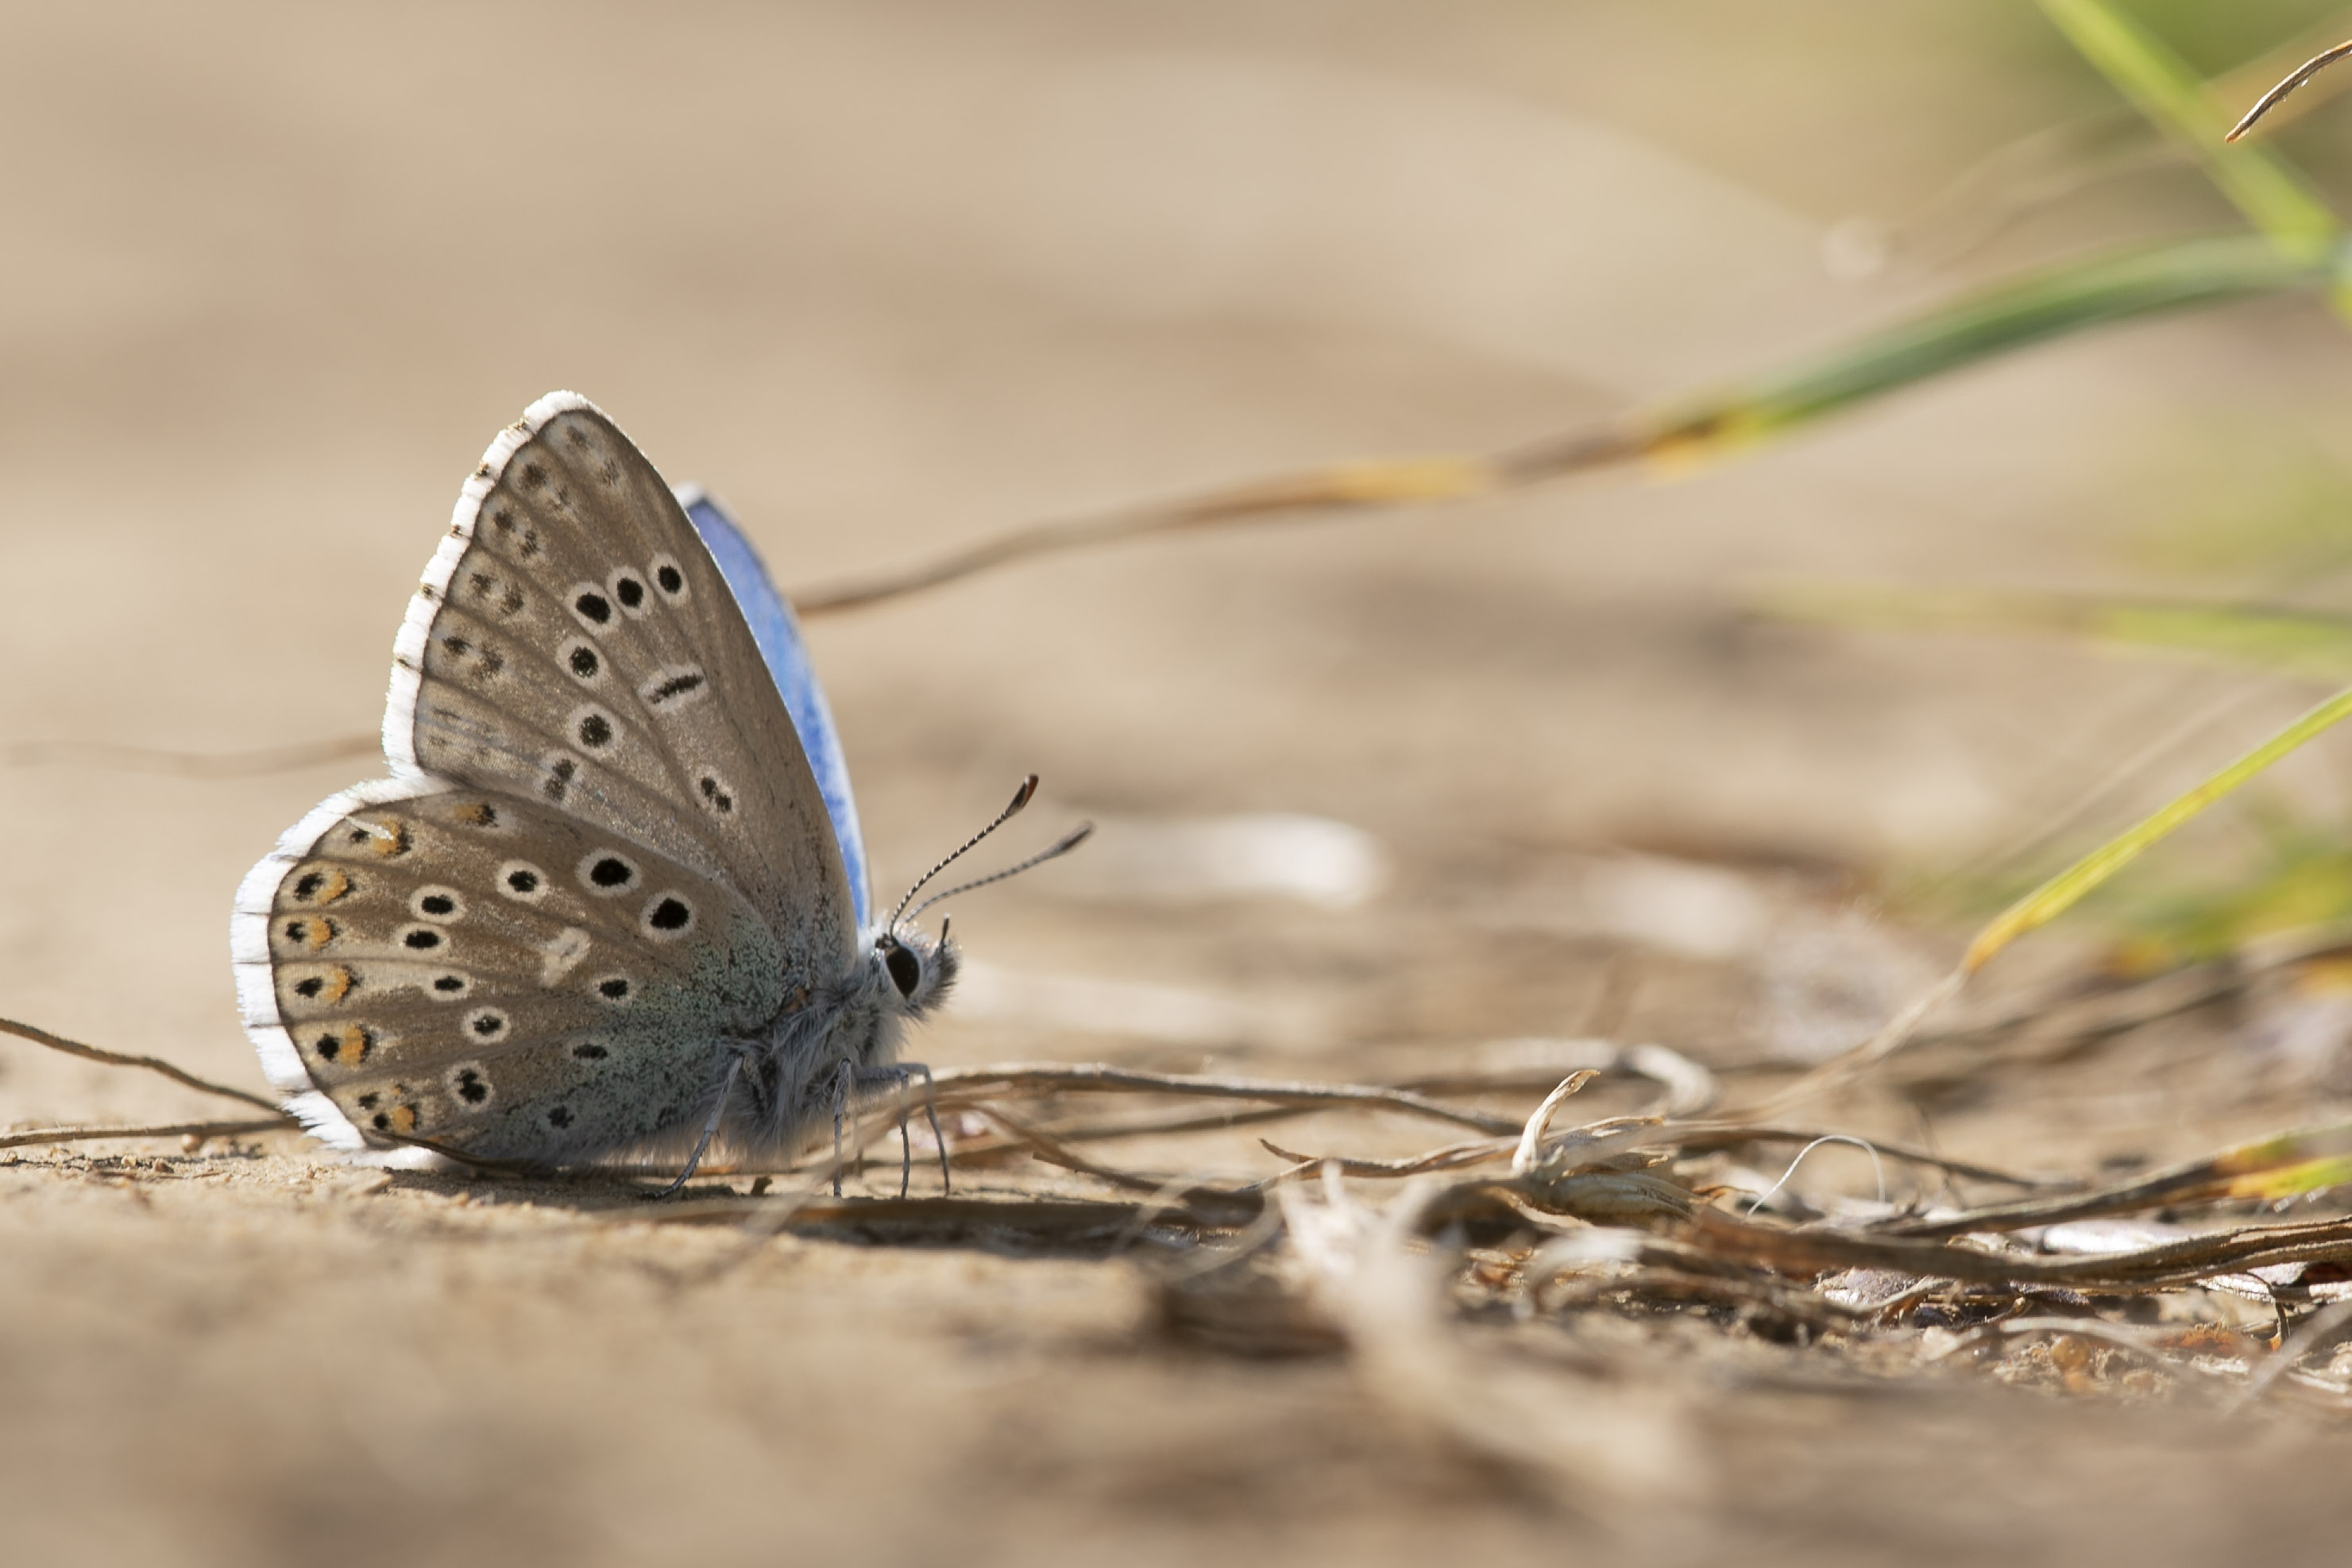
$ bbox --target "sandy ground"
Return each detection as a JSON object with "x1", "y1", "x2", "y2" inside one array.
[{"x1": 10, "y1": 2, "x2": 2352, "y2": 1562}]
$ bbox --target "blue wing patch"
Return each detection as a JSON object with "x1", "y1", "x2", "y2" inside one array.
[{"x1": 676, "y1": 486, "x2": 871, "y2": 929}]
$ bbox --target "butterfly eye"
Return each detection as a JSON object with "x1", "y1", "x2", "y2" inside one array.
[{"x1": 882, "y1": 941, "x2": 921, "y2": 998}]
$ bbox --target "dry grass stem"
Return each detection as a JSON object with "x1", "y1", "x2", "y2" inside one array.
[
  {"x1": 625, "y1": 1192, "x2": 1242, "y2": 1243},
  {"x1": 1743, "y1": 967, "x2": 1971, "y2": 1117},
  {"x1": 0, "y1": 734, "x2": 380, "y2": 777},
  {"x1": 957, "y1": 1103, "x2": 1250, "y2": 1199},
  {"x1": 0, "y1": 1117, "x2": 291, "y2": 1150},
  {"x1": 2228, "y1": 39, "x2": 2352, "y2": 141},
  {"x1": 922, "y1": 1062, "x2": 1522, "y2": 1135},
  {"x1": 0, "y1": 1014, "x2": 285, "y2": 1114}
]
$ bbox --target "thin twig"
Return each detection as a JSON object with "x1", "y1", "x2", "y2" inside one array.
[
  {"x1": 0, "y1": 1015, "x2": 284, "y2": 1113},
  {"x1": 0, "y1": 1117, "x2": 289, "y2": 1151},
  {"x1": 1260, "y1": 1121, "x2": 2064, "y2": 1188},
  {"x1": 1260, "y1": 1134, "x2": 1510, "y2": 1178},
  {"x1": 624, "y1": 1191, "x2": 1246, "y2": 1238},
  {"x1": 1903, "y1": 918, "x2": 2352, "y2": 1067},
  {"x1": 1741, "y1": 967, "x2": 1971, "y2": 1117},
  {"x1": 0, "y1": 734, "x2": 379, "y2": 778},
  {"x1": 959, "y1": 1103, "x2": 1242, "y2": 1199},
  {"x1": 1679, "y1": 1208, "x2": 2352, "y2": 1292},
  {"x1": 2229, "y1": 39, "x2": 2352, "y2": 141},
  {"x1": 1879, "y1": 1131, "x2": 2346, "y2": 1239},
  {"x1": 924, "y1": 1063, "x2": 1521, "y2": 1135},
  {"x1": 2234, "y1": 1300, "x2": 2352, "y2": 1407},
  {"x1": 1393, "y1": 1061, "x2": 1715, "y2": 1118},
  {"x1": 790, "y1": 458, "x2": 1504, "y2": 616},
  {"x1": 1009, "y1": 1102, "x2": 1319, "y2": 1147},
  {"x1": 952, "y1": 1050, "x2": 1718, "y2": 1152},
  {"x1": 788, "y1": 419, "x2": 1662, "y2": 618},
  {"x1": 1670, "y1": 1124, "x2": 2068, "y2": 1188}
]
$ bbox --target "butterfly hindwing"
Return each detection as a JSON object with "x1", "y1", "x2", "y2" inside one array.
[
  {"x1": 387, "y1": 394, "x2": 856, "y2": 981},
  {"x1": 236, "y1": 786, "x2": 789, "y2": 1162}
]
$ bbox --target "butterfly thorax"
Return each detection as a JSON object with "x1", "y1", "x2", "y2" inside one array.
[{"x1": 728, "y1": 926, "x2": 956, "y2": 1152}]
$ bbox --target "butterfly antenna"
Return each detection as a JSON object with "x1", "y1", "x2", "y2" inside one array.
[
  {"x1": 906, "y1": 823, "x2": 1094, "y2": 922},
  {"x1": 888, "y1": 775, "x2": 1040, "y2": 933}
]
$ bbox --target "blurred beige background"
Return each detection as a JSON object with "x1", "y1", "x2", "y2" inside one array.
[{"x1": 9, "y1": 3, "x2": 2352, "y2": 1563}]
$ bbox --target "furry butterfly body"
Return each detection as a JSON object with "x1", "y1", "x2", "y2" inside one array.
[{"x1": 231, "y1": 393, "x2": 952, "y2": 1167}]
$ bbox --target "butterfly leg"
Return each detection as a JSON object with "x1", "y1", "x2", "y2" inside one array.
[
  {"x1": 647, "y1": 1053, "x2": 744, "y2": 1200},
  {"x1": 852, "y1": 1062, "x2": 949, "y2": 1198},
  {"x1": 829, "y1": 1057, "x2": 857, "y2": 1198},
  {"x1": 908, "y1": 1064, "x2": 950, "y2": 1197},
  {"x1": 893, "y1": 1087, "x2": 912, "y2": 1199}
]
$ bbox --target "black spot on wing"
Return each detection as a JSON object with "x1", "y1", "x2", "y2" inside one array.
[{"x1": 643, "y1": 670, "x2": 705, "y2": 708}]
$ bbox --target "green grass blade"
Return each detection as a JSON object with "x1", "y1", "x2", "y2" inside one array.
[
  {"x1": 2037, "y1": 0, "x2": 2341, "y2": 265},
  {"x1": 814, "y1": 238, "x2": 2341, "y2": 616},
  {"x1": 1594, "y1": 234, "x2": 2330, "y2": 469},
  {"x1": 1964, "y1": 684, "x2": 2352, "y2": 971},
  {"x1": 1759, "y1": 584, "x2": 2352, "y2": 683},
  {"x1": 2209, "y1": 1122, "x2": 2352, "y2": 1200}
]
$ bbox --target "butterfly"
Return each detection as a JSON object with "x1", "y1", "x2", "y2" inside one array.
[{"x1": 230, "y1": 392, "x2": 1080, "y2": 1187}]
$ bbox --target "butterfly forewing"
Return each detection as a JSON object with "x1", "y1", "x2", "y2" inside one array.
[
  {"x1": 683, "y1": 491, "x2": 872, "y2": 927},
  {"x1": 250, "y1": 787, "x2": 790, "y2": 1162},
  {"x1": 389, "y1": 396, "x2": 856, "y2": 981}
]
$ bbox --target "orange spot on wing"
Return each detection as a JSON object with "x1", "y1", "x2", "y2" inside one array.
[
  {"x1": 289, "y1": 867, "x2": 351, "y2": 905},
  {"x1": 287, "y1": 918, "x2": 334, "y2": 953},
  {"x1": 310, "y1": 1023, "x2": 374, "y2": 1067},
  {"x1": 344, "y1": 817, "x2": 412, "y2": 858}
]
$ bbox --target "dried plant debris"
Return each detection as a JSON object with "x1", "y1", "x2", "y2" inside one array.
[
  {"x1": 767, "y1": 1058, "x2": 2352, "y2": 1423},
  {"x1": 19, "y1": 994, "x2": 2352, "y2": 1466}
]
